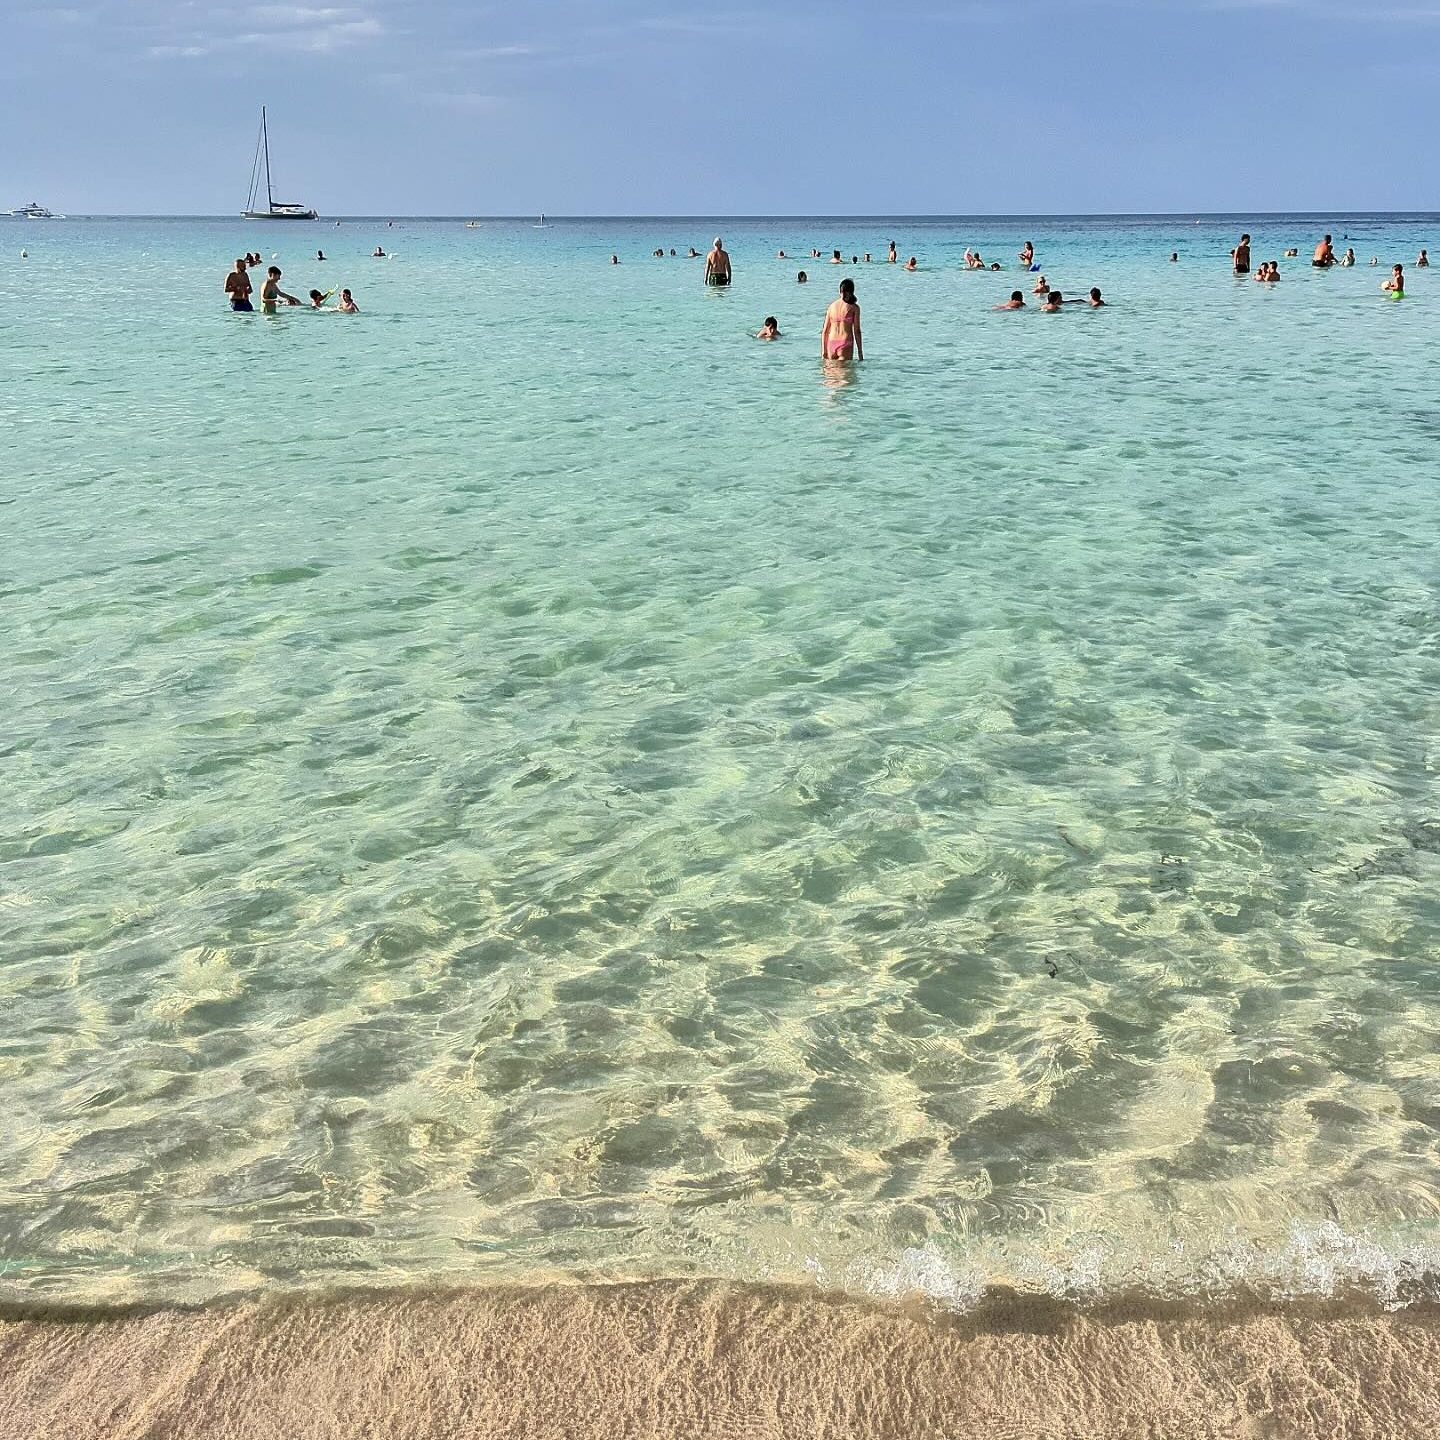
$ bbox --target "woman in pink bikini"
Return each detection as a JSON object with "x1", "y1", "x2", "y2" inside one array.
[{"x1": 821, "y1": 278, "x2": 863, "y2": 362}]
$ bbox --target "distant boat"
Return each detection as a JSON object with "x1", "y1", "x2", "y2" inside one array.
[
  {"x1": 242, "y1": 107, "x2": 318, "y2": 221},
  {"x1": 7, "y1": 202, "x2": 61, "y2": 219},
  {"x1": 465, "y1": 220, "x2": 482, "y2": 229},
  {"x1": 534, "y1": 213, "x2": 548, "y2": 228}
]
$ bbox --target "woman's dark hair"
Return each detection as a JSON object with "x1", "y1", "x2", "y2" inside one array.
[
  {"x1": 1010, "y1": 291, "x2": 1023, "y2": 302},
  {"x1": 764, "y1": 316, "x2": 777, "y2": 327},
  {"x1": 839, "y1": 278, "x2": 856, "y2": 299},
  {"x1": 1050, "y1": 291, "x2": 1063, "y2": 304},
  {"x1": 798, "y1": 271, "x2": 808, "y2": 282},
  {"x1": 833, "y1": 250, "x2": 841, "y2": 259},
  {"x1": 309, "y1": 289, "x2": 323, "y2": 300}
]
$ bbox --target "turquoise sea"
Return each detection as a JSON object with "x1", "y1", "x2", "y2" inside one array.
[{"x1": 3, "y1": 214, "x2": 1439, "y2": 1311}]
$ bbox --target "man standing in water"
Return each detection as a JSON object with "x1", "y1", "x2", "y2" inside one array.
[
  {"x1": 224, "y1": 257, "x2": 253, "y2": 312},
  {"x1": 1232, "y1": 233, "x2": 1251, "y2": 275},
  {"x1": 704, "y1": 237, "x2": 731, "y2": 287},
  {"x1": 1313, "y1": 234, "x2": 1337, "y2": 268}
]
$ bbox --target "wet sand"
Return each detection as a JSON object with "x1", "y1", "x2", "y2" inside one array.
[{"x1": 5, "y1": 1280, "x2": 1440, "y2": 1439}]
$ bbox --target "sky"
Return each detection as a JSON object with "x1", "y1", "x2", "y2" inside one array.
[{"x1": 5, "y1": 1, "x2": 1440, "y2": 215}]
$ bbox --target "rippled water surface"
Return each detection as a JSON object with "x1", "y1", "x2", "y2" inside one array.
[{"x1": 3, "y1": 214, "x2": 1440, "y2": 1305}]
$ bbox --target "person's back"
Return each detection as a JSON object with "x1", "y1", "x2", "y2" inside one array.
[
  {"x1": 705, "y1": 238, "x2": 731, "y2": 286},
  {"x1": 1234, "y1": 234, "x2": 1251, "y2": 274},
  {"x1": 1313, "y1": 235, "x2": 1335, "y2": 266},
  {"x1": 821, "y1": 280, "x2": 862, "y2": 360}
]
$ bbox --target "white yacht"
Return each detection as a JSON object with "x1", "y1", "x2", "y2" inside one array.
[{"x1": 8, "y1": 202, "x2": 61, "y2": 219}]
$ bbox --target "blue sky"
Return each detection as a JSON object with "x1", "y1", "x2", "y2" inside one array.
[{"x1": 6, "y1": 1, "x2": 1439, "y2": 214}]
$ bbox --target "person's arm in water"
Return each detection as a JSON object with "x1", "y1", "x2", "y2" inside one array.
[
  {"x1": 851, "y1": 306, "x2": 863, "y2": 362},
  {"x1": 820, "y1": 309, "x2": 831, "y2": 358}
]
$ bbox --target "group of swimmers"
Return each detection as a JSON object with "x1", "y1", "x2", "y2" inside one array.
[
  {"x1": 1231, "y1": 232, "x2": 1426, "y2": 295},
  {"x1": 224, "y1": 255, "x2": 357, "y2": 314}
]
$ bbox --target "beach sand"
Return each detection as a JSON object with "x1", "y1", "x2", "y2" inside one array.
[{"x1": 5, "y1": 1280, "x2": 1440, "y2": 1439}]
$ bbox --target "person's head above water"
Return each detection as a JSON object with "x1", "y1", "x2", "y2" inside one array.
[
  {"x1": 233, "y1": 257, "x2": 247, "y2": 270},
  {"x1": 309, "y1": 289, "x2": 324, "y2": 303},
  {"x1": 798, "y1": 270, "x2": 808, "y2": 283},
  {"x1": 1010, "y1": 291, "x2": 1023, "y2": 303},
  {"x1": 839, "y1": 278, "x2": 856, "y2": 300},
  {"x1": 267, "y1": 266, "x2": 281, "y2": 277},
  {"x1": 1090, "y1": 288, "x2": 1103, "y2": 302}
]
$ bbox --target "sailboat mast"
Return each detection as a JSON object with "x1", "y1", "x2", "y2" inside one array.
[{"x1": 262, "y1": 106, "x2": 274, "y2": 210}]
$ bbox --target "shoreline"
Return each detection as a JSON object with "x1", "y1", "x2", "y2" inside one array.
[{"x1": 5, "y1": 1279, "x2": 1440, "y2": 1438}]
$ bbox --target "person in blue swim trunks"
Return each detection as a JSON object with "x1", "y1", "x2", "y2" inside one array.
[{"x1": 224, "y1": 257, "x2": 253, "y2": 312}]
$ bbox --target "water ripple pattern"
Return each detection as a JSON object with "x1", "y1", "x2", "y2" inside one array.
[{"x1": 2, "y1": 214, "x2": 1439, "y2": 1305}]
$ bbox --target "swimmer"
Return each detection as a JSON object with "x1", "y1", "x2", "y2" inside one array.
[
  {"x1": 688, "y1": 247, "x2": 700, "y2": 258},
  {"x1": 821, "y1": 277, "x2": 863, "y2": 361},
  {"x1": 308, "y1": 289, "x2": 327, "y2": 307},
  {"x1": 224, "y1": 257, "x2": 254, "y2": 312},
  {"x1": 757, "y1": 316, "x2": 781, "y2": 340},
  {"x1": 338, "y1": 288, "x2": 359, "y2": 313},
  {"x1": 990, "y1": 262, "x2": 1001, "y2": 271},
  {"x1": 1032, "y1": 274, "x2": 1050, "y2": 295},
  {"x1": 1340, "y1": 248, "x2": 1356, "y2": 267},
  {"x1": 316, "y1": 249, "x2": 326, "y2": 262},
  {"x1": 1233, "y1": 233, "x2": 1251, "y2": 275},
  {"x1": 670, "y1": 248, "x2": 677, "y2": 256},
  {"x1": 864, "y1": 253, "x2": 871, "y2": 263},
  {"x1": 1039, "y1": 290, "x2": 1064, "y2": 312},
  {"x1": 887, "y1": 241, "x2": 897, "y2": 264},
  {"x1": 259, "y1": 266, "x2": 300, "y2": 312},
  {"x1": 1019, "y1": 241, "x2": 1034, "y2": 266},
  {"x1": 1312, "y1": 234, "x2": 1336, "y2": 268},
  {"x1": 653, "y1": 248, "x2": 664, "y2": 258},
  {"x1": 610, "y1": 254, "x2": 620, "y2": 265},
  {"x1": 851, "y1": 256, "x2": 858, "y2": 265},
  {"x1": 1254, "y1": 262, "x2": 1278, "y2": 283},
  {"x1": 705, "y1": 237, "x2": 732, "y2": 286},
  {"x1": 831, "y1": 249, "x2": 843, "y2": 264},
  {"x1": 1370, "y1": 256, "x2": 1380, "y2": 266},
  {"x1": 994, "y1": 291, "x2": 1026, "y2": 311},
  {"x1": 1285, "y1": 248, "x2": 1299, "y2": 258},
  {"x1": 373, "y1": 246, "x2": 386, "y2": 258},
  {"x1": 777, "y1": 249, "x2": 787, "y2": 259},
  {"x1": 1170, "y1": 252, "x2": 1179, "y2": 262},
  {"x1": 903, "y1": 256, "x2": 917, "y2": 271},
  {"x1": 1086, "y1": 287, "x2": 1106, "y2": 307},
  {"x1": 1418, "y1": 249, "x2": 1430, "y2": 268},
  {"x1": 798, "y1": 270, "x2": 808, "y2": 284},
  {"x1": 1382, "y1": 264, "x2": 1405, "y2": 295}
]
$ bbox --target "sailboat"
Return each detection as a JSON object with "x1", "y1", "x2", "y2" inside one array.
[
  {"x1": 242, "y1": 107, "x2": 318, "y2": 220},
  {"x1": 534, "y1": 213, "x2": 548, "y2": 228}
]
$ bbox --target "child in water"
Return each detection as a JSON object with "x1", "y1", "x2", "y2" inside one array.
[
  {"x1": 903, "y1": 256, "x2": 918, "y2": 271},
  {"x1": 308, "y1": 289, "x2": 328, "y2": 308},
  {"x1": 757, "y1": 317, "x2": 780, "y2": 340},
  {"x1": 1039, "y1": 290, "x2": 1064, "y2": 312},
  {"x1": 1382, "y1": 265, "x2": 1405, "y2": 297},
  {"x1": 338, "y1": 289, "x2": 359, "y2": 313}
]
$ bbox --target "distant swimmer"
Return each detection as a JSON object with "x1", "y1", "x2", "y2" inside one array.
[
  {"x1": 224, "y1": 257, "x2": 254, "y2": 312},
  {"x1": 1312, "y1": 234, "x2": 1337, "y2": 268},
  {"x1": 887, "y1": 240, "x2": 898, "y2": 264},
  {"x1": 1233, "y1": 233, "x2": 1251, "y2": 275},
  {"x1": 670, "y1": 248, "x2": 677, "y2": 256},
  {"x1": 316, "y1": 249, "x2": 326, "y2": 262},
  {"x1": 777, "y1": 249, "x2": 787, "y2": 258},
  {"x1": 1418, "y1": 250, "x2": 1430, "y2": 267},
  {"x1": 1382, "y1": 264, "x2": 1406, "y2": 297},
  {"x1": 1039, "y1": 290, "x2": 1064, "y2": 312},
  {"x1": 688, "y1": 247, "x2": 700, "y2": 258},
  {"x1": 1284, "y1": 248, "x2": 1299, "y2": 258},
  {"x1": 259, "y1": 265, "x2": 301, "y2": 312},
  {"x1": 1340, "y1": 248, "x2": 1356, "y2": 267},
  {"x1": 373, "y1": 246, "x2": 386, "y2": 258},
  {"x1": 851, "y1": 256, "x2": 858, "y2": 265},
  {"x1": 1370, "y1": 256, "x2": 1380, "y2": 266},
  {"x1": 308, "y1": 289, "x2": 328, "y2": 307},
  {"x1": 864, "y1": 252, "x2": 871, "y2": 263},
  {"x1": 966, "y1": 251, "x2": 985, "y2": 270},
  {"x1": 821, "y1": 278, "x2": 863, "y2": 361},
  {"x1": 990, "y1": 262, "x2": 1002, "y2": 271},
  {"x1": 903, "y1": 256, "x2": 917, "y2": 271},
  {"x1": 338, "y1": 289, "x2": 359, "y2": 313},
  {"x1": 610, "y1": 254, "x2": 620, "y2": 265},
  {"x1": 1170, "y1": 252, "x2": 1179, "y2": 262},
  {"x1": 705, "y1": 237, "x2": 732, "y2": 286},
  {"x1": 1032, "y1": 274, "x2": 1050, "y2": 295},
  {"x1": 1019, "y1": 241, "x2": 1034, "y2": 265},
  {"x1": 757, "y1": 316, "x2": 781, "y2": 340},
  {"x1": 994, "y1": 291, "x2": 1026, "y2": 311},
  {"x1": 653, "y1": 248, "x2": 664, "y2": 257},
  {"x1": 798, "y1": 270, "x2": 808, "y2": 284},
  {"x1": 1086, "y1": 287, "x2": 1106, "y2": 307},
  {"x1": 831, "y1": 249, "x2": 843, "y2": 265}
]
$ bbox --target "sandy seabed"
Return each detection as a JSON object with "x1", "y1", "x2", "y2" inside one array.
[{"x1": 4, "y1": 1280, "x2": 1440, "y2": 1439}]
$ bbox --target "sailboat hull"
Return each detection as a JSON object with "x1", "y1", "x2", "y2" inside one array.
[{"x1": 242, "y1": 209, "x2": 319, "y2": 220}]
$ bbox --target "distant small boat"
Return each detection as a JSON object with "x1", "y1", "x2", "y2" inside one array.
[
  {"x1": 242, "y1": 107, "x2": 318, "y2": 221},
  {"x1": 534, "y1": 213, "x2": 548, "y2": 228},
  {"x1": 7, "y1": 201, "x2": 61, "y2": 219},
  {"x1": 465, "y1": 220, "x2": 482, "y2": 229}
]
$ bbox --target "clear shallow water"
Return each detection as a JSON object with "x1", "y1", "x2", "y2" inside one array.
[{"x1": 2, "y1": 214, "x2": 1440, "y2": 1308}]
